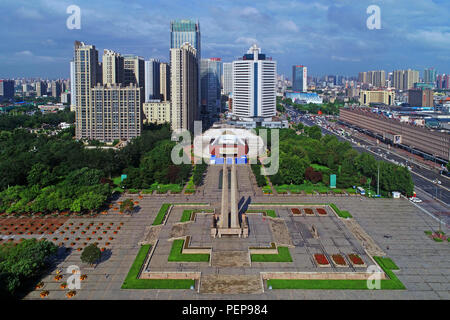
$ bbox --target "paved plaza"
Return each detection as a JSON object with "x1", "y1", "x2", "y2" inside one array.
[{"x1": 23, "y1": 164, "x2": 450, "y2": 300}]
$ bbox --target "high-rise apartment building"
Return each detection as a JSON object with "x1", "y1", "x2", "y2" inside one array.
[
  {"x1": 223, "y1": 62, "x2": 233, "y2": 96},
  {"x1": 393, "y1": 69, "x2": 419, "y2": 91},
  {"x1": 51, "y1": 81, "x2": 62, "y2": 98},
  {"x1": 35, "y1": 81, "x2": 47, "y2": 97},
  {"x1": 232, "y1": 44, "x2": 276, "y2": 119},
  {"x1": 144, "y1": 59, "x2": 161, "y2": 102},
  {"x1": 91, "y1": 84, "x2": 142, "y2": 142},
  {"x1": 123, "y1": 55, "x2": 145, "y2": 87},
  {"x1": 74, "y1": 41, "x2": 100, "y2": 140},
  {"x1": 160, "y1": 62, "x2": 170, "y2": 101},
  {"x1": 74, "y1": 41, "x2": 142, "y2": 142},
  {"x1": 200, "y1": 58, "x2": 222, "y2": 119},
  {"x1": 170, "y1": 43, "x2": 199, "y2": 132},
  {"x1": 358, "y1": 70, "x2": 385, "y2": 88},
  {"x1": 143, "y1": 101, "x2": 171, "y2": 124},
  {"x1": 102, "y1": 49, "x2": 124, "y2": 85},
  {"x1": 0, "y1": 80, "x2": 14, "y2": 100},
  {"x1": 436, "y1": 74, "x2": 450, "y2": 90},
  {"x1": 424, "y1": 68, "x2": 437, "y2": 84},
  {"x1": 292, "y1": 65, "x2": 307, "y2": 92}
]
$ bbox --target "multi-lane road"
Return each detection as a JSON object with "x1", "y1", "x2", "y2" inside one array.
[{"x1": 286, "y1": 106, "x2": 450, "y2": 227}]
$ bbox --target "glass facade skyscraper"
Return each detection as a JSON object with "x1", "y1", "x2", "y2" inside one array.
[
  {"x1": 170, "y1": 19, "x2": 201, "y2": 56},
  {"x1": 292, "y1": 65, "x2": 307, "y2": 92}
]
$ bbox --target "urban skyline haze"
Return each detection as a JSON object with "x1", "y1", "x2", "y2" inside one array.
[{"x1": 0, "y1": 0, "x2": 449, "y2": 78}]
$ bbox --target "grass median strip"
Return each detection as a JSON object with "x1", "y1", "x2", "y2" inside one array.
[
  {"x1": 168, "y1": 239, "x2": 210, "y2": 262},
  {"x1": 121, "y1": 245, "x2": 194, "y2": 289},
  {"x1": 267, "y1": 256, "x2": 404, "y2": 290},
  {"x1": 152, "y1": 203, "x2": 171, "y2": 225},
  {"x1": 251, "y1": 247, "x2": 292, "y2": 262}
]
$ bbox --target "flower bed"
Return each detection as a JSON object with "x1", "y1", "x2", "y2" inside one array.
[
  {"x1": 348, "y1": 253, "x2": 366, "y2": 267},
  {"x1": 331, "y1": 254, "x2": 347, "y2": 266},
  {"x1": 316, "y1": 208, "x2": 327, "y2": 216},
  {"x1": 424, "y1": 230, "x2": 447, "y2": 242},
  {"x1": 313, "y1": 253, "x2": 330, "y2": 267},
  {"x1": 304, "y1": 208, "x2": 315, "y2": 216},
  {"x1": 291, "y1": 208, "x2": 301, "y2": 215}
]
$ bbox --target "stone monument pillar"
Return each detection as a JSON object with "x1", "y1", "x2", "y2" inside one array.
[
  {"x1": 219, "y1": 161, "x2": 229, "y2": 228},
  {"x1": 230, "y1": 158, "x2": 239, "y2": 228}
]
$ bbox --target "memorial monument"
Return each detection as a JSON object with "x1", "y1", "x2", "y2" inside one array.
[{"x1": 211, "y1": 158, "x2": 248, "y2": 238}]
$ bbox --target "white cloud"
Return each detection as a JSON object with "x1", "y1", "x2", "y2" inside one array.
[
  {"x1": 15, "y1": 6, "x2": 44, "y2": 20},
  {"x1": 235, "y1": 37, "x2": 258, "y2": 46},
  {"x1": 331, "y1": 55, "x2": 361, "y2": 62},
  {"x1": 280, "y1": 20, "x2": 299, "y2": 32}
]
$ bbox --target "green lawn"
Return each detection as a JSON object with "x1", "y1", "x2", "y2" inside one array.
[
  {"x1": 121, "y1": 245, "x2": 194, "y2": 289},
  {"x1": 180, "y1": 209, "x2": 214, "y2": 222},
  {"x1": 180, "y1": 210, "x2": 193, "y2": 222},
  {"x1": 251, "y1": 247, "x2": 292, "y2": 262},
  {"x1": 267, "y1": 256, "x2": 404, "y2": 290},
  {"x1": 152, "y1": 203, "x2": 171, "y2": 225},
  {"x1": 168, "y1": 239, "x2": 210, "y2": 262},
  {"x1": 112, "y1": 176, "x2": 122, "y2": 186},
  {"x1": 329, "y1": 203, "x2": 353, "y2": 218},
  {"x1": 245, "y1": 209, "x2": 277, "y2": 218}
]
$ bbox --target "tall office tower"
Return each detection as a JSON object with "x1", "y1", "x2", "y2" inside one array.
[
  {"x1": 200, "y1": 58, "x2": 222, "y2": 119},
  {"x1": 424, "y1": 68, "x2": 437, "y2": 84},
  {"x1": 51, "y1": 81, "x2": 62, "y2": 97},
  {"x1": 70, "y1": 61, "x2": 76, "y2": 112},
  {"x1": 292, "y1": 65, "x2": 307, "y2": 92},
  {"x1": 0, "y1": 80, "x2": 14, "y2": 100},
  {"x1": 123, "y1": 55, "x2": 145, "y2": 87},
  {"x1": 223, "y1": 62, "x2": 233, "y2": 95},
  {"x1": 159, "y1": 62, "x2": 170, "y2": 101},
  {"x1": 170, "y1": 19, "x2": 201, "y2": 55},
  {"x1": 91, "y1": 84, "x2": 142, "y2": 142},
  {"x1": 144, "y1": 59, "x2": 161, "y2": 102},
  {"x1": 436, "y1": 74, "x2": 443, "y2": 89},
  {"x1": 35, "y1": 81, "x2": 47, "y2": 97},
  {"x1": 170, "y1": 43, "x2": 199, "y2": 132},
  {"x1": 393, "y1": 69, "x2": 419, "y2": 91},
  {"x1": 102, "y1": 49, "x2": 124, "y2": 85},
  {"x1": 170, "y1": 20, "x2": 201, "y2": 119},
  {"x1": 74, "y1": 41, "x2": 100, "y2": 140},
  {"x1": 232, "y1": 44, "x2": 276, "y2": 119}
]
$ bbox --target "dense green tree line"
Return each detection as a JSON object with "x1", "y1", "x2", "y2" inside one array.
[
  {"x1": 0, "y1": 122, "x2": 190, "y2": 214},
  {"x1": 0, "y1": 109, "x2": 74, "y2": 131},
  {"x1": 282, "y1": 97, "x2": 343, "y2": 115},
  {"x1": 0, "y1": 239, "x2": 58, "y2": 298},
  {"x1": 267, "y1": 127, "x2": 414, "y2": 196}
]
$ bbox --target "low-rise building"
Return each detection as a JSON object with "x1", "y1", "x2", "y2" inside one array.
[{"x1": 143, "y1": 100, "x2": 171, "y2": 124}]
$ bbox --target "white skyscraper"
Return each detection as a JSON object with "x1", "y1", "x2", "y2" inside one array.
[
  {"x1": 70, "y1": 61, "x2": 76, "y2": 112},
  {"x1": 232, "y1": 44, "x2": 276, "y2": 119},
  {"x1": 223, "y1": 62, "x2": 233, "y2": 95},
  {"x1": 144, "y1": 59, "x2": 161, "y2": 102}
]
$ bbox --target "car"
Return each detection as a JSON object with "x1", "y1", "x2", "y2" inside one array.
[{"x1": 411, "y1": 198, "x2": 422, "y2": 203}]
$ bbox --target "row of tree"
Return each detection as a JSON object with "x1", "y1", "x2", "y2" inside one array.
[
  {"x1": 266, "y1": 127, "x2": 414, "y2": 196},
  {"x1": 0, "y1": 109, "x2": 74, "y2": 131}
]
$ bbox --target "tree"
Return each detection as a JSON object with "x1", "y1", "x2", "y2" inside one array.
[
  {"x1": 120, "y1": 199, "x2": 134, "y2": 214},
  {"x1": 80, "y1": 244, "x2": 101, "y2": 265}
]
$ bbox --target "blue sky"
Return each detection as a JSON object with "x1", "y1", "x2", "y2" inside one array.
[{"x1": 0, "y1": 0, "x2": 449, "y2": 79}]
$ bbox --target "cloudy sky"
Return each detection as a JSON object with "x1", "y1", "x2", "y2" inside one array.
[{"x1": 0, "y1": 0, "x2": 449, "y2": 79}]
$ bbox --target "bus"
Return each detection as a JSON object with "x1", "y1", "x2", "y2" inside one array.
[{"x1": 356, "y1": 187, "x2": 366, "y2": 195}]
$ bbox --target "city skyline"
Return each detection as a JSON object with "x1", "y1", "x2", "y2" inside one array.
[{"x1": 1, "y1": 0, "x2": 450, "y2": 78}]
